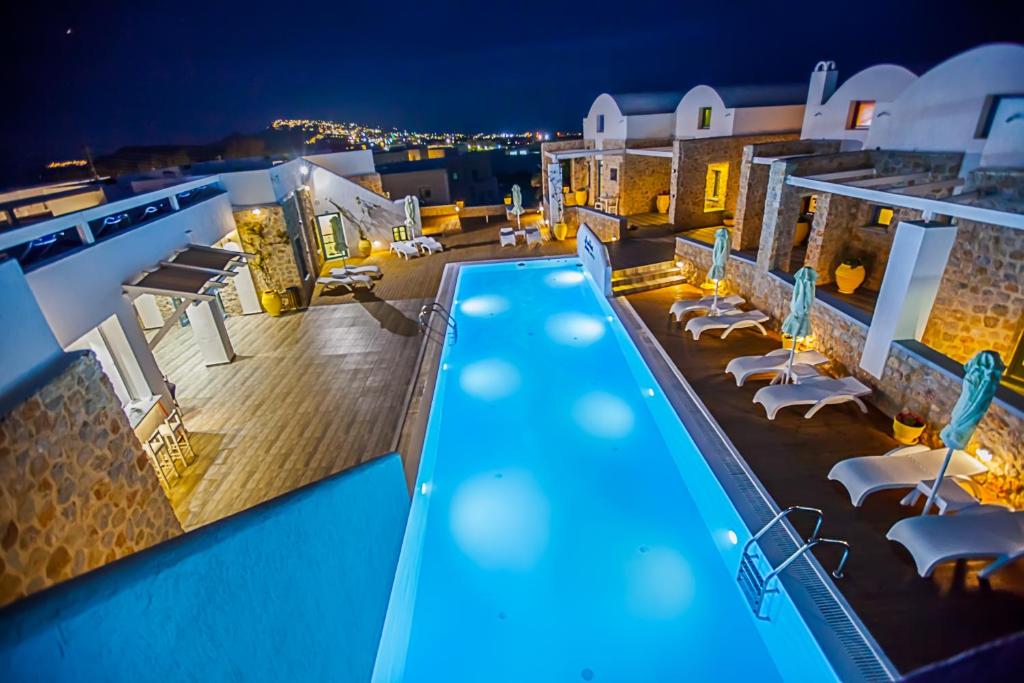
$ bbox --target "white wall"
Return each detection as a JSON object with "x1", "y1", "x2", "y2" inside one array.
[
  {"x1": 309, "y1": 167, "x2": 412, "y2": 247},
  {"x1": 980, "y1": 95, "x2": 1024, "y2": 168},
  {"x1": 866, "y1": 43, "x2": 1024, "y2": 172},
  {"x1": 304, "y1": 150, "x2": 377, "y2": 178},
  {"x1": 583, "y1": 94, "x2": 627, "y2": 149},
  {"x1": 801, "y1": 63, "x2": 916, "y2": 149},
  {"x1": 0, "y1": 259, "x2": 63, "y2": 399},
  {"x1": 625, "y1": 112, "x2": 676, "y2": 141},
  {"x1": 675, "y1": 86, "x2": 731, "y2": 138},
  {"x1": 732, "y1": 104, "x2": 804, "y2": 135},
  {"x1": 380, "y1": 168, "x2": 450, "y2": 205},
  {"x1": 218, "y1": 169, "x2": 277, "y2": 206}
]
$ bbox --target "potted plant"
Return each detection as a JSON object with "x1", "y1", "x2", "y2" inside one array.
[
  {"x1": 835, "y1": 256, "x2": 866, "y2": 294},
  {"x1": 893, "y1": 409, "x2": 926, "y2": 445},
  {"x1": 722, "y1": 210, "x2": 735, "y2": 227},
  {"x1": 794, "y1": 214, "x2": 812, "y2": 245},
  {"x1": 553, "y1": 221, "x2": 568, "y2": 241},
  {"x1": 574, "y1": 188, "x2": 588, "y2": 206},
  {"x1": 240, "y1": 212, "x2": 287, "y2": 317},
  {"x1": 356, "y1": 225, "x2": 372, "y2": 257}
]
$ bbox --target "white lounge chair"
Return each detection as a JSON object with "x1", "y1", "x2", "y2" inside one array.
[
  {"x1": 525, "y1": 228, "x2": 543, "y2": 247},
  {"x1": 886, "y1": 505, "x2": 1024, "y2": 578},
  {"x1": 752, "y1": 375, "x2": 871, "y2": 420},
  {"x1": 670, "y1": 295, "x2": 744, "y2": 321},
  {"x1": 330, "y1": 265, "x2": 382, "y2": 280},
  {"x1": 725, "y1": 348, "x2": 829, "y2": 386},
  {"x1": 499, "y1": 228, "x2": 516, "y2": 248},
  {"x1": 827, "y1": 444, "x2": 987, "y2": 507},
  {"x1": 316, "y1": 273, "x2": 374, "y2": 292},
  {"x1": 413, "y1": 236, "x2": 444, "y2": 254},
  {"x1": 684, "y1": 310, "x2": 769, "y2": 340},
  {"x1": 390, "y1": 241, "x2": 421, "y2": 259}
]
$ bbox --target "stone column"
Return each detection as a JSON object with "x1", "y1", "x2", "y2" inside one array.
[
  {"x1": 733, "y1": 147, "x2": 769, "y2": 251},
  {"x1": 133, "y1": 294, "x2": 164, "y2": 329},
  {"x1": 756, "y1": 162, "x2": 804, "y2": 273},
  {"x1": 803, "y1": 193, "x2": 864, "y2": 284},
  {"x1": 185, "y1": 300, "x2": 235, "y2": 366},
  {"x1": 860, "y1": 220, "x2": 958, "y2": 378}
]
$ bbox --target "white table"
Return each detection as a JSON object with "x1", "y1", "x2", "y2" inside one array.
[{"x1": 900, "y1": 477, "x2": 979, "y2": 515}]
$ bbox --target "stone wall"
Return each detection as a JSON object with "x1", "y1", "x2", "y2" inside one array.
[
  {"x1": 347, "y1": 173, "x2": 385, "y2": 196},
  {"x1": 540, "y1": 139, "x2": 586, "y2": 215},
  {"x1": 233, "y1": 207, "x2": 303, "y2": 298},
  {"x1": 671, "y1": 134, "x2": 796, "y2": 230},
  {"x1": 675, "y1": 235, "x2": 1024, "y2": 508},
  {"x1": 576, "y1": 207, "x2": 623, "y2": 243},
  {"x1": 619, "y1": 154, "x2": 671, "y2": 215},
  {"x1": 0, "y1": 353, "x2": 182, "y2": 606}
]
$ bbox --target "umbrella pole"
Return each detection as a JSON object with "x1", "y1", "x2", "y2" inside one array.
[
  {"x1": 921, "y1": 447, "x2": 955, "y2": 515},
  {"x1": 785, "y1": 346, "x2": 796, "y2": 384},
  {"x1": 712, "y1": 280, "x2": 720, "y2": 315}
]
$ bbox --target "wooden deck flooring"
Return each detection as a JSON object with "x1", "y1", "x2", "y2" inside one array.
[
  {"x1": 156, "y1": 223, "x2": 573, "y2": 529},
  {"x1": 625, "y1": 284, "x2": 1024, "y2": 673}
]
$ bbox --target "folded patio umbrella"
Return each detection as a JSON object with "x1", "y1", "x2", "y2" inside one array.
[
  {"x1": 922, "y1": 349, "x2": 1005, "y2": 514},
  {"x1": 707, "y1": 227, "x2": 730, "y2": 314},
  {"x1": 511, "y1": 184, "x2": 524, "y2": 230},
  {"x1": 780, "y1": 266, "x2": 818, "y2": 383},
  {"x1": 404, "y1": 195, "x2": 417, "y2": 240}
]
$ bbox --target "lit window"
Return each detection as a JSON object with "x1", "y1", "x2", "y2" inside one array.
[
  {"x1": 698, "y1": 107, "x2": 712, "y2": 130},
  {"x1": 871, "y1": 206, "x2": 894, "y2": 227},
  {"x1": 393, "y1": 225, "x2": 409, "y2": 241},
  {"x1": 807, "y1": 195, "x2": 818, "y2": 213},
  {"x1": 850, "y1": 101, "x2": 876, "y2": 130},
  {"x1": 704, "y1": 162, "x2": 729, "y2": 212},
  {"x1": 596, "y1": 114, "x2": 605, "y2": 133},
  {"x1": 315, "y1": 213, "x2": 348, "y2": 259}
]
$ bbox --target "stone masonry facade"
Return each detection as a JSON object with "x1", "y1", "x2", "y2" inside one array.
[
  {"x1": 233, "y1": 206, "x2": 303, "y2": 297},
  {"x1": 0, "y1": 353, "x2": 182, "y2": 606},
  {"x1": 619, "y1": 154, "x2": 672, "y2": 215}
]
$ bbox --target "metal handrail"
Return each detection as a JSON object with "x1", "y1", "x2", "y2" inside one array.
[
  {"x1": 418, "y1": 302, "x2": 457, "y2": 343},
  {"x1": 739, "y1": 505, "x2": 824, "y2": 559}
]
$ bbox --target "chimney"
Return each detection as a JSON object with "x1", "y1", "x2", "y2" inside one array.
[{"x1": 807, "y1": 60, "x2": 838, "y2": 107}]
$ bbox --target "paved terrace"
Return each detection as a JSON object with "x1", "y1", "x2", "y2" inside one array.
[
  {"x1": 155, "y1": 221, "x2": 573, "y2": 529},
  {"x1": 626, "y1": 284, "x2": 1024, "y2": 673}
]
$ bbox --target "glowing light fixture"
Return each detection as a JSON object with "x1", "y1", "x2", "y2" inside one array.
[
  {"x1": 545, "y1": 270, "x2": 585, "y2": 288},
  {"x1": 977, "y1": 448, "x2": 993, "y2": 463},
  {"x1": 251, "y1": 208, "x2": 262, "y2": 216},
  {"x1": 726, "y1": 529, "x2": 738, "y2": 545},
  {"x1": 300, "y1": 164, "x2": 310, "y2": 176}
]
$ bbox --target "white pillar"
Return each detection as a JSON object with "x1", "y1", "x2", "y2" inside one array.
[
  {"x1": 113, "y1": 297, "x2": 174, "y2": 410},
  {"x1": 860, "y1": 221, "x2": 958, "y2": 378},
  {"x1": 186, "y1": 300, "x2": 235, "y2": 366},
  {"x1": 134, "y1": 294, "x2": 165, "y2": 329},
  {"x1": 223, "y1": 242, "x2": 262, "y2": 315}
]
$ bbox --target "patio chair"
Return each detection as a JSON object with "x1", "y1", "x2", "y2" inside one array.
[
  {"x1": 525, "y1": 228, "x2": 543, "y2": 247},
  {"x1": 886, "y1": 505, "x2": 1024, "y2": 578},
  {"x1": 670, "y1": 295, "x2": 745, "y2": 322},
  {"x1": 752, "y1": 375, "x2": 871, "y2": 420},
  {"x1": 316, "y1": 273, "x2": 374, "y2": 292},
  {"x1": 725, "y1": 348, "x2": 829, "y2": 386},
  {"x1": 684, "y1": 309, "x2": 769, "y2": 340},
  {"x1": 413, "y1": 236, "x2": 444, "y2": 254},
  {"x1": 390, "y1": 241, "x2": 421, "y2": 259},
  {"x1": 330, "y1": 265, "x2": 382, "y2": 280},
  {"x1": 499, "y1": 228, "x2": 516, "y2": 248},
  {"x1": 827, "y1": 444, "x2": 987, "y2": 507}
]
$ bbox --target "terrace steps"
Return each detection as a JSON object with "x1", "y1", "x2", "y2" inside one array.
[{"x1": 611, "y1": 260, "x2": 686, "y2": 296}]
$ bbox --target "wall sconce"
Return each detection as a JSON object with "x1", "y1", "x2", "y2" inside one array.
[{"x1": 251, "y1": 208, "x2": 262, "y2": 216}]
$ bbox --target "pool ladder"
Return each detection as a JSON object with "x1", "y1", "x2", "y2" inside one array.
[
  {"x1": 737, "y1": 506, "x2": 850, "y2": 620},
  {"x1": 418, "y1": 302, "x2": 457, "y2": 343}
]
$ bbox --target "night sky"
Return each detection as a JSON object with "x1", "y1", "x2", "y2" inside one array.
[{"x1": 3, "y1": 0, "x2": 1022, "y2": 183}]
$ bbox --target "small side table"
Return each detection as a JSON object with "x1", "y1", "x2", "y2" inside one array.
[{"x1": 900, "y1": 478, "x2": 979, "y2": 515}]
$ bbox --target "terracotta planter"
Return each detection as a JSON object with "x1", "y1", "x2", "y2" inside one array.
[
  {"x1": 656, "y1": 194, "x2": 671, "y2": 214},
  {"x1": 574, "y1": 190, "x2": 588, "y2": 206},
  {"x1": 553, "y1": 222, "x2": 568, "y2": 241},
  {"x1": 794, "y1": 220, "x2": 810, "y2": 245},
  {"x1": 261, "y1": 290, "x2": 283, "y2": 317},
  {"x1": 834, "y1": 264, "x2": 866, "y2": 294},
  {"x1": 893, "y1": 419, "x2": 925, "y2": 445},
  {"x1": 564, "y1": 193, "x2": 577, "y2": 207},
  {"x1": 358, "y1": 238, "x2": 372, "y2": 257}
]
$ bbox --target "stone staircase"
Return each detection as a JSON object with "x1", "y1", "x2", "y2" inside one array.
[{"x1": 610, "y1": 260, "x2": 688, "y2": 296}]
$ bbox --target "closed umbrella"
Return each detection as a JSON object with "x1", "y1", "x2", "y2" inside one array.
[
  {"x1": 511, "y1": 184, "x2": 524, "y2": 231},
  {"x1": 922, "y1": 350, "x2": 1005, "y2": 515},
  {"x1": 780, "y1": 266, "x2": 818, "y2": 384},
  {"x1": 707, "y1": 227, "x2": 730, "y2": 314},
  {"x1": 404, "y1": 195, "x2": 417, "y2": 240}
]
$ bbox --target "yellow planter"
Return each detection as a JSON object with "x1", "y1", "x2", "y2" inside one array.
[
  {"x1": 358, "y1": 239, "x2": 372, "y2": 257},
  {"x1": 261, "y1": 290, "x2": 283, "y2": 317},
  {"x1": 564, "y1": 193, "x2": 577, "y2": 207},
  {"x1": 893, "y1": 419, "x2": 925, "y2": 445},
  {"x1": 834, "y1": 264, "x2": 866, "y2": 294},
  {"x1": 553, "y1": 222, "x2": 568, "y2": 241},
  {"x1": 794, "y1": 220, "x2": 810, "y2": 245},
  {"x1": 574, "y1": 190, "x2": 588, "y2": 206},
  {"x1": 656, "y1": 194, "x2": 670, "y2": 214}
]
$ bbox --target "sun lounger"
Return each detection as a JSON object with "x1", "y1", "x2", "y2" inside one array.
[
  {"x1": 684, "y1": 310, "x2": 769, "y2": 340},
  {"x1": 525, "y1": 228, "x2": 543, "y2": 247},
  {"x1": 413, "y1": 236, "x2": 444, "y2": 254},
  {"x1": 390, "y1": 241, "x2": 421, "y2": 259},
  {"x1": 886, "y1": 505, "x2": 1024, "y2": 578},
  {"x1": 827, "y1": 444, "x2": 987, "y2": 507},
  {"x1": 670, "y1": 295, "x2": 744, "y2": 321},
  {"x1": 499, "y1": 228, "x2": 516, "y2": 248},
  {"x1": 752, "y1": 375, "x2": 871, "y2": 419},
  {"x1": 725, "y1": 348, "x2": 829, "y2": 386},
  {"x1": 316, "y1": 273, "x2": 374, "y2": 292},
  {"x1": 330, "y1": 265, "x2": 382, "y2": 280}
]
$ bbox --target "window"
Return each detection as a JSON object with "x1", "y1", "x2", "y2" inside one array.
[
  {"x1": 609, "y1": 167, "x2": 618, "y2": 182},
  {"x1": 704, "y1": 162, "x2": 729, "y2": 212},
  {"x1": 392, "y1": 225, "x2": 409, "y2": 242},
  {"x1": 451, "y1": 171, "x2": 460, "y2": 181},
  {"x1": 698, "y1": 107, "x2": 712, "y2": 130},
  {"x1": 314, "y1": 213, "x2": 347, "y2": 259},
  {"x1": 870, "y1": 206, "x2": 895, "y2": 227},
  {"x1": 596, "y1": 114, "x2": 605, "y2": 133},
  {"x1": 849, "y1": 101, "x2": 876, "y2": 130}
]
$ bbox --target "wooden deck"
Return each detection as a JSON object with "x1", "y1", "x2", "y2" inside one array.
[
  {"x1": 625, "y1": 284, "x2": 1024, "y2": 673},
  {"x1": 156, "y1": 222, "x2": 574, "y2": 529}
]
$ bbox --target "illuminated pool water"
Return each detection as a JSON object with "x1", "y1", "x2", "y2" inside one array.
[{"x1": 373, "y1": 258, "x2": 839, "y2": 682}]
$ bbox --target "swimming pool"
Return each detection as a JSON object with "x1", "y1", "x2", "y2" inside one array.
[{"x1": 373, "y1": 258, "x2": 842, "y2": 682}]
